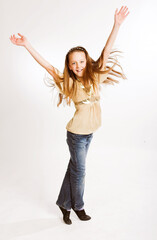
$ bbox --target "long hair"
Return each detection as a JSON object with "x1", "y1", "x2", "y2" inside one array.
[{"x1": 44, "y1": 46, "x2": 126, "y2": 107}]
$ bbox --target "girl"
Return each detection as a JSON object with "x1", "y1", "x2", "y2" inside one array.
[{"x1": 9, "y1": 6, "x2": 129, "y2": 225}]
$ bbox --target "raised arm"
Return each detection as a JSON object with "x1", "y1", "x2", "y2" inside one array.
[
  {"x1": 99, "y1": 6, "x2": 130, "y2": 70},
  {"x1": 9, "y1": 33, "x2": 55, "y2": 76}
]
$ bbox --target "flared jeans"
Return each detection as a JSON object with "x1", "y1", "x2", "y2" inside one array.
[{"x1": 56, "y1": 130, "x2": 93, "y2": 211}]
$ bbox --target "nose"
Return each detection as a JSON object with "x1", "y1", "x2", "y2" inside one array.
[{"x1": 76, "y1": 63, "x2": 80, "y2": 68}]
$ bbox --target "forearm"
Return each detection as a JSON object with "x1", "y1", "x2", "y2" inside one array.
[
  {"x1": 98, "y1": 6, "x2": 129, "y2": 70},
  {"x1": 103, "y1": 23, "x2": 120, "y2": 53},
  {"x1": 24, "y1": 42, "x2": 51, "y2": 70}
]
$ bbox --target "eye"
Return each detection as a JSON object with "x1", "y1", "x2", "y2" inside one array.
[
  {"x1": 72, "y1": 62, "x2": 75, "y2": 65},
  {"x1": 81, "y1": 61, "x2": 84, "y2": 63}
]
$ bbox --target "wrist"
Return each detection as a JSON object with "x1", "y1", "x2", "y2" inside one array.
[
  {"x1": 113, "y1": 22, "x2": 121, "y2": 29},
  {"x1": 24, "y1": 41, "x2": 31, "y2": 49}
]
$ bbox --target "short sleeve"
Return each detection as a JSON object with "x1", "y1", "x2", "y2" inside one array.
[
  {"x1": 53, "y1": 67, "x2": 64, "y2": 93},
  {"x1": 53, "y1": 67, "x2": 73, "y2": 94},
  {"x1": 53, "y1": 67, "x2": 63, "y2": 78}
]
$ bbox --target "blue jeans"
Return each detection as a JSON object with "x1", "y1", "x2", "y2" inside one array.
[{"x1": 56, "y1": 130, "x2": 93, "y2": 211}]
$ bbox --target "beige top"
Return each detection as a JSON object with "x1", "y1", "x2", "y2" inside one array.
[{"x1": 54, "y1": 68, "x2": 108, "y2": 134}]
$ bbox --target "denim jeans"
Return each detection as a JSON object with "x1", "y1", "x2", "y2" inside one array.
[{"x1": 56, "y1": 130, "x2": 93, "y2": 211}]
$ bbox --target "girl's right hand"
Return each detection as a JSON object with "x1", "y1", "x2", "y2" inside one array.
[{"x1": 9, "y1": 33, "x2": 28, "y2": 47}]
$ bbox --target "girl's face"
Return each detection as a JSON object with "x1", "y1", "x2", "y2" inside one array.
[{"x1": 68, "y1": 51, "x2": 87, "y2": 78}]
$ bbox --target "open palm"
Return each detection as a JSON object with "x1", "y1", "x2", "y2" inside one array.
[
  {"x1": 114, "y1": 6, "x2": 130, "y2": 26},
  {"x1": 9, "y1": 33, "x2": 27, "y2": 46}
]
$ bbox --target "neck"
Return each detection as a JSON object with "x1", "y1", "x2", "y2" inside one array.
[{"x1": 76, "y1": 76, "x2": 83, "y2": 81}]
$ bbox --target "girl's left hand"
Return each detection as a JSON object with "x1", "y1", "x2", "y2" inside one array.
[{"x1": 114, "y1": 6, "x2": 130, "y2": 26}]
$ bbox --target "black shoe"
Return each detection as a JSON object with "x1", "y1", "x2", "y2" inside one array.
[
  {"x1": 73, "y1": 209, "x2": 91, "y2": 221},
  {"x1": 59, "y1": 206, "x2": 72, "y2": 225}
]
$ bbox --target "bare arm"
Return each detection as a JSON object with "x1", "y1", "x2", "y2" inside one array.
[
  {"x1": 99, "y1": 6, "x2": 130, "y2": 70},
  {"x1": 9, "y1": 33, "x2": 55, "y2": 76}
]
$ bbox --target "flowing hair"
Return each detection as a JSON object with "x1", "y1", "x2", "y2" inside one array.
[{"x1": 44, "y1": 46, "x2": 127, "y2": 107}]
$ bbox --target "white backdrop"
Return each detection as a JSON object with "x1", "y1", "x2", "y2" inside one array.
[{"x1": 0, "y1": 0, "x2": 157, "y2": 239}]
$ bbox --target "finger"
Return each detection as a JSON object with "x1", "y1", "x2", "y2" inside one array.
[
  {"x1": 18, "y1": 33, "x2": 23, "y2": 37},
  {"x1": 123, "y1": 6, "x2": 128, "y2": 10},
  {"x1": 10, "y1": 35, "x2": 15, "y2": 42},
  {"x1": 123, "y1": 7, "x2": 128, "y2": 14},
  {"x1": 115, "y1": 8, "x2": 118, "y2": 15},
  {"x1": 118, "y1": 6, "x2": 124, "y2": 14},
  {"x1": 125, "y1": 11, "x2": 130, "y2": 17},
  {"x1": 13, "y1": 35, "x2": 17, "y2": 42},
  {"x1": 120, "y1": 6, "x2": 127, "y2": 15}
]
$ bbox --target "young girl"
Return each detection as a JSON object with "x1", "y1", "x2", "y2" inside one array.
[{"x1": 10, "y1": 6, "x2": 129, "y2": 225}]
